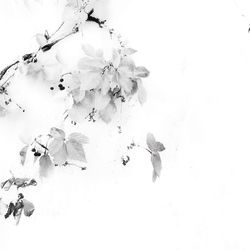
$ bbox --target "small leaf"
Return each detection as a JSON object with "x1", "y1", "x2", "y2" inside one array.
[
  {"x1": 66, "y1": 139, "x2": 87, "y2": 162},
  {"x1": 134, "y1": 66, "x2": 150, "y2": 78},
  {"x1": 23, "y1": 199, "x2": 35, "y2": 217},
  {"x1": 50, "y1": 127, "x2": 65, "y2": 139},
  {"x1": 71, "y1": 87, "x2": 85, "y2": 103},
  {"x1": 146, "y1": 133, "x2": 165, "y2": 153},
  {"x1": 39, "y1": 154, "x2": 53, "y2": 178},
  {"x1": 151, "y1": 152, "x2": 162, "y2": 182},
  {"x1": 68, "y1": 133, "x2": 89, "y2": 144},
  {"x1": 20, "y1": 145, "x2": 29, "y2": 166},
  {"x1": 99, "y1": 101, "x2": 117, "y2": 123},
  {"x1": 154, "y1": 142, "x2": 165, "y2": 152},
  {"x1": 146, "y1": 133, "x2": 156, "y2": 151}
]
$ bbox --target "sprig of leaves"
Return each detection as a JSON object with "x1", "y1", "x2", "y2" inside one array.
[
  {"x1": 3, "y1": 193, "x2": 35, "y2": 225},
  {"x1": 146, "y1": 133, "x2": 165, "y2": 182},
  {"x1": 122, "y1": 133, "x2": 165, "y2": 182},
  {"x1": 64, "y1": 44, "x2": 149, "y2": 123},
  {"x1": 20, "y1": 127, "x2": 89, "y2": 178}
]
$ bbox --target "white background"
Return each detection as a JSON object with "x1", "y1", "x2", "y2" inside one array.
[{"x1": 0, "y1": 0, "x2": 250, "y2": 249}]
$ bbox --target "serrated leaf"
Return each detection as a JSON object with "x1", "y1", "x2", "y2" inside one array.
[
  {"x1": 146, "y1": 133, "x2": 165, "y2": 153},
  {"x1": 68, "y1": 133, "x2": 89, "y2": 144},
  {"x1": 99, "y1": 101, "x2": 117, "y2": 123},
  {"x1": 23, "y1": 199, "x2": 35, "y2": 217},
  {"x1": 154, "y1": 142, "x2": 165, "y2": 152},
  {"x1": 52, "y1": 143, "x2": 67, "y2": 166},
  {"x1": 151, "y1": 152, "x2": 162, "y2": 182},
  {"x1": 135, "y1": 66, "x2": 150, "y2": 78},
  {"x1": 94, "y1": 91, "x2": 111, "y2": 110},
  {"x1": 39, "y1": 154, "x2": 53, "y2": 178},
  {"x1": 71, "y1": 87, "x2": 86, "y2": 103},
  {"x1": 146, "y1": 133, "x2": 156, "y2": 151},
  {"x1": 20, "y1": 145, "x2": 29, "y2": 166},
  {"x1": 66, "y1": 139, "x2": 86, "y2": 162},
  {"x1": 50, "y1": 127, "x2": 65, "y2": 139},
  {"x1": 80, "y1": 71, "x2": 102, "y2": 91},
  {"x1": 82, "y1": 44, "x2": 96, "y2": 57},
  {"x1": 49, "y1": 138, "x2": 64, "y2": 155}
]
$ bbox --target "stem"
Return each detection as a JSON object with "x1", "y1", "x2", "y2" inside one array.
[
  {"x1": 0, "y1": 61, "x2": 19, "y2": 82},
  {"x1": 0, "y1": 9, "x2": 106, "y2": 86},
  {"x1": 137, "y1": 144, "x2": 152, "y2": 155}
]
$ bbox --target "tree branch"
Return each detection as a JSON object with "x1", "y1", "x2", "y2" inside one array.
[{"x1": 0, "y1": 9, "x2": 106, "y2": 85}]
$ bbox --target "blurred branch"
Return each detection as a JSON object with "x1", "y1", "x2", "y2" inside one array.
[{"x1": 0, "y1": 9, "x2": 106, "y2": 86}]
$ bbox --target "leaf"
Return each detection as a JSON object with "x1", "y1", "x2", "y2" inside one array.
[
  {"x1": 137, "y1": 79, "x2": 147, "y2": 105},
  {"x1": 23, "y1": 199, "x2": 35, "y2": 217},
  {"x1": 14, "y1": 178, "x2": 30, "y2": 188},
  {"x1": 146, "y1": 133, "x2": 165, "y2": 153},
  {"x1": 71, "y1": 87, "x2": 85, "y2": 103},
  {"x1": 151, "y1": 152, "x2": 162, "y2": 182},
  {"x1": 14, "y1": 178, "x2": 37, "y2": 189},
  {"x1": 66, "y1": 139, "x2": 87, "y2": 162},
  {"x1": 82, "y1": 44, "x2": 96, "y2": 57},
  {"x1": 35, "y1": 33, "x2": 47, "y2": 47},
  {"x1": 99, "y1": 101, "x2": 117, "y2": 123},
  {"x1": 123, "y1": 47, "x2": 137, "y2": 56},
  {"x1": 134, "y1": 66, "x2": 150, "y2": 78},
  {"x1": 50, "y1": 127, "x2": 65, "y2": 139},
  {"x1": 94, "y1": 91, "x2": 111, "y2": 110},
  {"x1": 154, "y1": 142, "x2": 165, "y2": 152},
  {"x1": 49, "y1": 138, "x2": 64, "y2": 155},
  {"x1": 68, "y1": 133, "x2": 89, "y2": 144},
  {"x1": 119, "y1": 76, "x2": 134, "y2": 94},
  {"x1": 51, "y1": 143, "x2": 67, "y2": 166},
  {"x1": 39, "y1": 154, "x2": 53, "y2": 178},
  {"x1": 80, "y1": 71, "x2": 102, "y2": 90},
  {"x1": 20, "y1": 145, "x2": 29, "y2": 166},
  {"x1": 1, "y1": 178, "x2": 14, "y2": 191}
]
